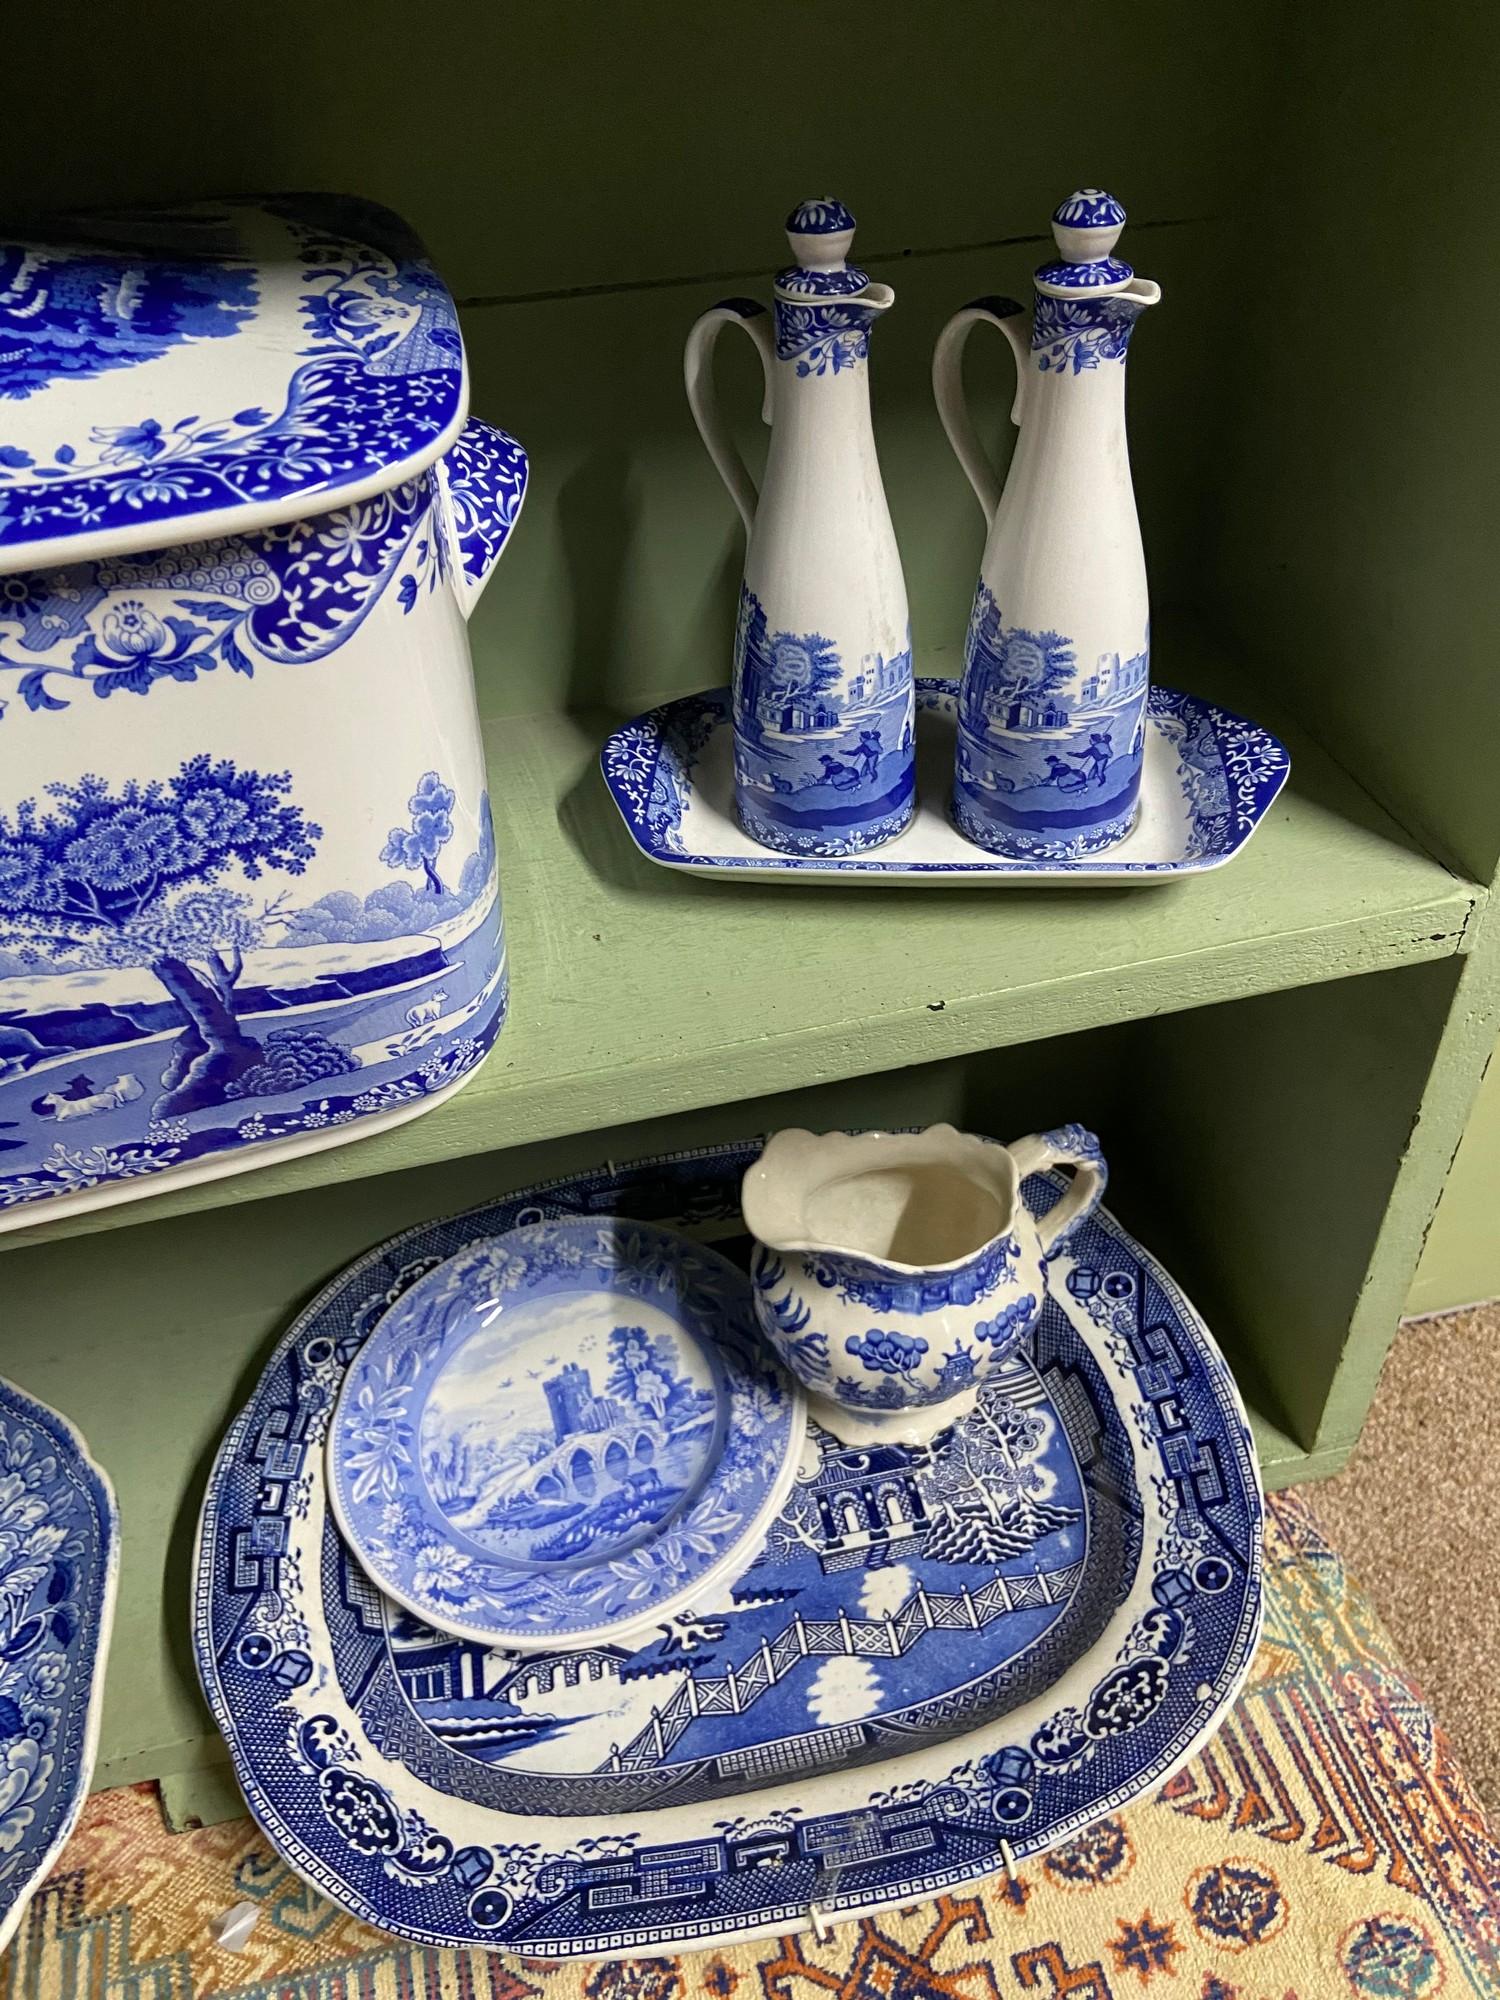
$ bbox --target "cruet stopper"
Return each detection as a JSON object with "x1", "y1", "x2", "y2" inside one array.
[
  {"x1": 1035, "y1": 187, "x2": 1133, "y2": 295},
  {"x1": 776, "y1": 198, "x2": 871, "y2": 297}
]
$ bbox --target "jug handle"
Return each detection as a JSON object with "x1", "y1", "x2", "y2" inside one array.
[
  {"x1": 1007, "y1": 1125, "x2": 1108, "y2": 1255},
  {"x1": 684, "y1": 299, "x2": 775, "y2": 537},
  {"x1": 931, "y1": 296, "x2": 1029, "y2": 529}
]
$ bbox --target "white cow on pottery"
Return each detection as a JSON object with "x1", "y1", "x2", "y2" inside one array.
[{"x1": 35, "y1": 1073, "x2": 144, "y2": 1121}]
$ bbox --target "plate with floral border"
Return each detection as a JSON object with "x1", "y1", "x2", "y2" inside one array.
[
  {"x1": 327, "y1": 1219, "x2": 804, "y2": 1652},
  {"x1": 0, "y1": 1377, "x2": 119, "y2": 1955},
  {"x1": 600, "y1": 680, "x2": 1289, "y2": 884},
  {"x1": 194, "y1": 1138, "x2": 1263, "y2": 1961}
]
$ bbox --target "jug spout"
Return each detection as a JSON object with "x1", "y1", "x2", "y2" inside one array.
[{"x1": 436, "y1": 418, "x2": 529, "y2": 621}]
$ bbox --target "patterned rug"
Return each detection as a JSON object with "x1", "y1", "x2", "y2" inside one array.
[{"x1": 4, "y1": 1493, "x2": 1498, "y2": 2000}]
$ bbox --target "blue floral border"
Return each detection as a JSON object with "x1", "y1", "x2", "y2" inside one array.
[
  {"x1": 0, "y1": 195, "x2": 465, "y2": 561},
  {"x1": 0, "y1": 997, "x2": 504, "y2": 1217},
  {"x1": 328, "y1": 1219, "x2": 801, "y2": 1646},
  {"x1": 0, "y1": 1377, "x2": 117, "y2": 1953}
]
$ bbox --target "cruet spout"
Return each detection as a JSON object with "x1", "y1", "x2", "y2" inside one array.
[{"x1": 436, "y1": 418, "x2": 530, "y2": 621}]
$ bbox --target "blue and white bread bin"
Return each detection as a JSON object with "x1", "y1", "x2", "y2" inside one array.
[{"x1": 0, "y1": 195, "x2": 526, "y2": 1227}]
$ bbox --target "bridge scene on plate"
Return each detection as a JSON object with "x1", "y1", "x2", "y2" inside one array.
[{"x1": 418, "y1": 1299, "x2": 720, "y2": 1567}]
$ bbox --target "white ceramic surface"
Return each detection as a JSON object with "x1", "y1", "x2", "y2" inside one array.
[{"x1": 933, "y1": 189, "x2": 1161, "y2": 859}]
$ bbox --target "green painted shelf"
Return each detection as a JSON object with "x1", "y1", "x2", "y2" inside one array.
[{"x1": 3, "y1": 640, "x2": 1483, "y2": 1253}]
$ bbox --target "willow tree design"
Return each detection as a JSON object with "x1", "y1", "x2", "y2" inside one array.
[{"x1": 0, "y1": 757, "x2": 320, "y2": 1115}]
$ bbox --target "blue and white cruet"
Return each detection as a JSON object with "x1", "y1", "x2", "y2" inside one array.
[{"x1": 685, "y1": 200, "x2": 915, "y2": 858}]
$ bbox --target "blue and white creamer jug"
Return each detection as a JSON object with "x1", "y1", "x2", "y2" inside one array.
[
  {"x1": 685, "y1": 200, "x2": 914, "y2": 856},
  {"x1": 933, "y1": 190, "x2": 1159, "y2": 858}
]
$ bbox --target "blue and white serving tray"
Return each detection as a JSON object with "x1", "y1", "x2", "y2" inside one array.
[
  {"x1": 195, "y1": 1138, "x2": 1263, "y2": 1960},
  {"x1": 601, "y1": 680, "x2": 1289, "y2": 883},
  {"x1": 0, "y1": 1377, "x2": 118, "y2": 1955},
  {"x1": 328, "y1": 1219, "x2": 804, "y2": 1651}
]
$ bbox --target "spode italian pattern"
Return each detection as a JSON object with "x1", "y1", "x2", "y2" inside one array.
[
  {"x1": 0, "y1": 198, "x2": 528, "y2": 1226},
  {"x1": 600, "y1": 679, "x2": 1290, "y2": 883},
  {"x1": 327, "y1": 1218, "x2": 803, "y2": 1650},
  {"x1": 684, "y1": 202, "x2": 914, "y2": 856},
  {"x1": 193, "y1": 1138, "x2": 1262, "y2": 1959},
  {"x1": 0, "y1": 195, "x2": 467, "y2": 565},
  {"x1": 933, "y1": 191, "x2": 1161, "y2": 858}
]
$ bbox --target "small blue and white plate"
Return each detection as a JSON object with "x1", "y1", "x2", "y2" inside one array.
[
  {"x1": 0, "y1": 1377, "x2": 118, "y2": 1956},
  {"x1": 601, "y1": 680, "x2": 1290, "y2": 884},
  {"x1": 328, "y1": 1219, "x2": 804, "y2": 1652}
]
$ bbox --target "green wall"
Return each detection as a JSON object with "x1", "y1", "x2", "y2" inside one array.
[
  {"x1": 1196, "y1": 0, "x2": 1500, "y2": 1318},
  {"x1": 1411, "y1": 1053, "x2": 1500, "y2": 1315}
]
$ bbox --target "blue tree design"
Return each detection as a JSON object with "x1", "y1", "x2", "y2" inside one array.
[
  {"x1": 605, "y1": 1325, "x2": 676, "y2": 1424},
  {"x1": 734, "y1": 585, "x2": 845, "y2": 743},
  {"x1": 380, "y1": 771, "x2": 456, "y2": 897},
  {"x1": 0, "y1": 757, "x2": 320, "y2": 1115},
  {"x1": 962, "y1": 585, "x2": 1076, "y2": 730},
  {"x1": 768, "y1": 630, "x2": 840, "y2": 700}
]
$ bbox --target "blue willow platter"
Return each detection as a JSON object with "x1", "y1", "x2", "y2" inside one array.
[
  {"x1": 0, "y1": 1377, "x2": 119, "y2": 1955},
  {"x1": 193, "y1": 1138, "x2": 1263, "y2": 1961},
  {"x1": 0, "y1": 194, "x2": 467, "y2": 571},
  {"x1": 600, "y1": 681, "x2": 1290, "y2": 884},
  {"x1": 327, "y1": 1219, "x2": 804, "y2": 1651}
]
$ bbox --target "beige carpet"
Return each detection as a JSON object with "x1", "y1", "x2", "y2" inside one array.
[{"x1": 1314, "y1": 1298, "x2": 1500, "y2": 1810}]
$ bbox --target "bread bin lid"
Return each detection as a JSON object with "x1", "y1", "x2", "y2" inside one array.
[{"x1": 0, "y1": 193, "x2": 468, "y2": 575}]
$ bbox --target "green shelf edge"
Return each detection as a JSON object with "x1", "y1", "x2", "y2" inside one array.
[{"x1": 0, "y1": 650, "x2": 1485, "y2": 1255}]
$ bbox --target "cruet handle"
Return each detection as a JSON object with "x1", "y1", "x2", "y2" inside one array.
[
  {"x1": 684, "y1": 298, "x2": 775, "y2": 537},
  {"x1": 931, "y1": 295, "x2": 1030, "y2": 529},
  {"x1": 1006, "y1": 1125, "x2": 1108, "y2": 1256}
]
